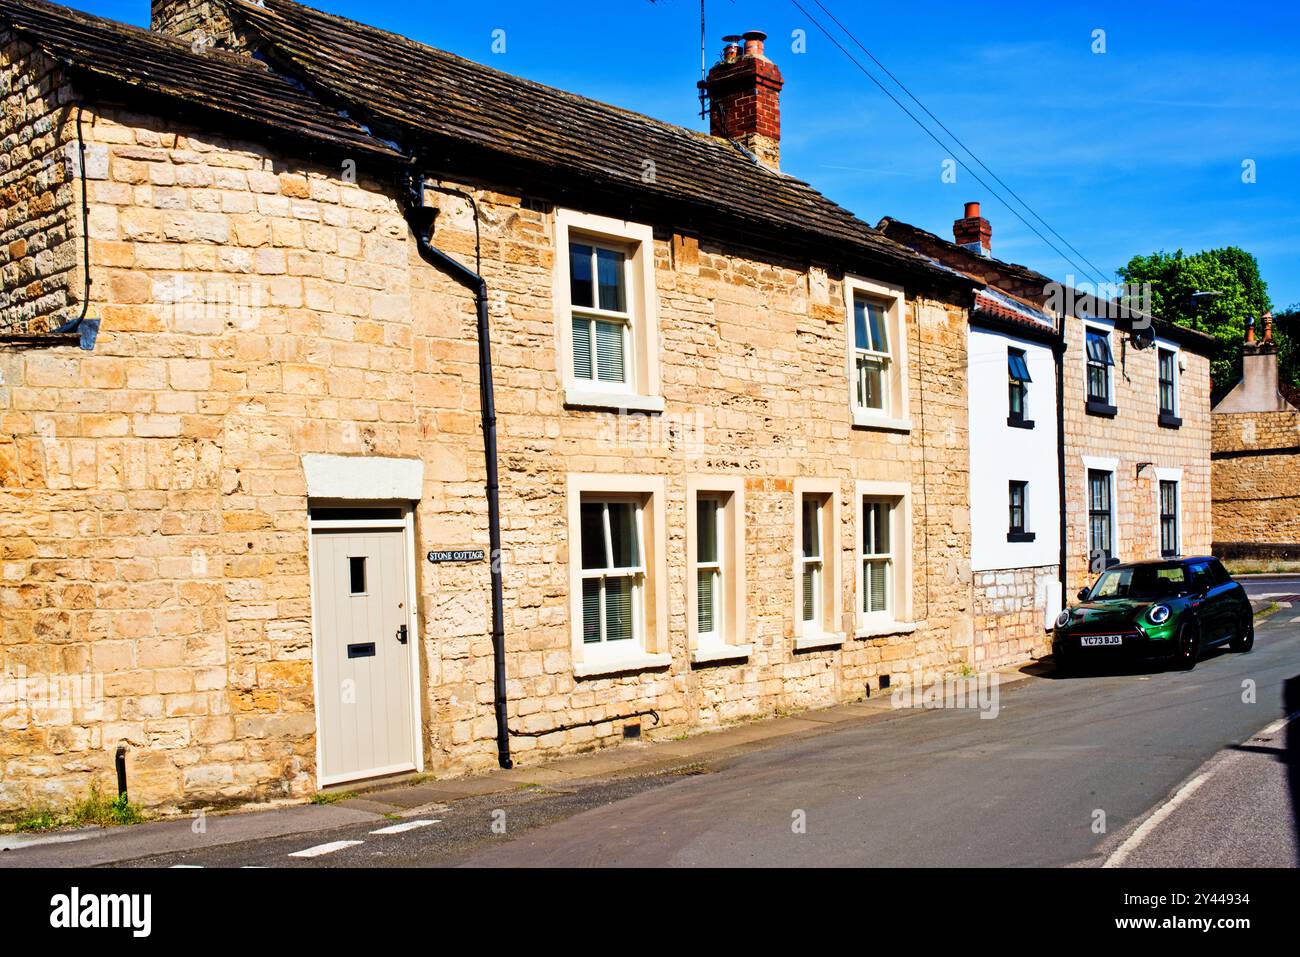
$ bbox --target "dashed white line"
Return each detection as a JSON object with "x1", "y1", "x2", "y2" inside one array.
[
  {"x1": 369, "y1": 819, "x2": 440, "y2": 835},
  {"x1": 288, "y1": 839, "x2": 364, "y2": 858}
]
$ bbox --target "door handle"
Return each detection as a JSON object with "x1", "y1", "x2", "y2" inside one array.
[{"x1": 397, "y1": 624, "x2": 408, "y2": 645}]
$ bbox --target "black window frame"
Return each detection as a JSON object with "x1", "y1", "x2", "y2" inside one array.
[
  {"x1": 1159, "y1": 479, "x2": 1179, "y2": 558},
  {"x1": 1157, "y1": 347, "x2": 1182, "y2": 428},
  {"x1": 1085, "y1": 329, "x2": 1117, "y2": 416},
  {"x1": 1007, "y1": 347, "x2": 1034, "y2": 428},
  {"x1": 1087, "y1": 469, "x2": 1113, "y2": 565},
  {"x1": 1007, "y1": 480, "x2": 1035, "y2": 542}
]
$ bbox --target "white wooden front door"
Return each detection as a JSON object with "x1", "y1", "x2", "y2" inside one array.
[{"x1": 310, "y1": 525, "x2": 416, "y2": 783}]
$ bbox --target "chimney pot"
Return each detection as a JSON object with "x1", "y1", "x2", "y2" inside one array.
[
  {"x1": 1263, "y1": 310, "x2": 1274, "y2": 343},
  {"x1": 953, "y1": 201, "x2": 992, "y2": 257},
  {"x1": 704, "y1": 29, "x2": 784, "y2": 169},
  {"x1": 1246, "y1": 315, "x2": 1257, "y2": 345}
]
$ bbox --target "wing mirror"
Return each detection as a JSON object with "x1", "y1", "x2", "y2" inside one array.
[{"x1": 1077, "y1": 588, "x2": 1090, "y2": 601}]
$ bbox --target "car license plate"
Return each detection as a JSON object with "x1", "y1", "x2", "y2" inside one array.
[{"x1": 1080, "y1": 635, "x2": 1124, "y2": 647}]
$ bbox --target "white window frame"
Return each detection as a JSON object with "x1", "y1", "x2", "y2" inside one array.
[
  {"x1": 566, "y1": 474, "x2": 669, "y2": 677},
  {"x1": 686, "y1": 476, "x2": 749, "y2": 663},
  {"x1": 792, "y1": 478, "x2": 843, "y2": 649},
  {"x1": 1084, "y1": 322, "x2": 1115, "y2": 405},
  {"x1": 844, "y1": 275, "x2": 910, "y2": 432},
  {"x1": 1156, "y1": 341, "x2": 1181, "y2": 418},
  {"x1": 1082, "y1": 455, "x2": 1120, "y2": 569},
  {"x1": 854, "y1": 480, "x2": 914, "y2": 637},
  {"x1": 554, "y1": 209, "x2": 663, "y2": 413},
  {"x1": 1155, "y1": 466, "x2": 1183, "y2": 559},
  {"x1": 579, "y1": 497, "x2": 646, "y2": 646}
]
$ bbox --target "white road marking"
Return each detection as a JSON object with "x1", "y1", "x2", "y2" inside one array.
[
  {"x1": 1290, "y1": 615, "x2": 1300, "y2": 624},
  {"x1": 1103, "y1": 773, "x2": 1211, "y2": 868},
  {"x1": 369, "y1": 819, "x2": 440, "y2": 835},
  {"x1": 288, "y1": 839, "x2": 364, "y2": 858},
  {"x1": 1103, "y1": 711, "x2": 1300, "y2": 868},
  {"x1": 170, "y1": 864, "x2": 202, "y2": 868}
]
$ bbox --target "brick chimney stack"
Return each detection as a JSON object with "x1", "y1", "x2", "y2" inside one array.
[
  {"x1": 701, "y1": 30, "x2": 784, "y2": 170},
  {"x1": 953, "y1": 201, "x2": 992, "y2": 257}
]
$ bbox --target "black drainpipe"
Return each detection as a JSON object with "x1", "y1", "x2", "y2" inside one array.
[
  {"x1": 1056, "y1": 324, "x2": 1069, "y2": 605},
  {"x1": 403, "y1": 176, "x2": 512, "y2": 770}
]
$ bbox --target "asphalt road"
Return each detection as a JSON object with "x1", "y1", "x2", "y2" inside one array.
[
  {"x1": 41, "y1": 608, "x2": 1293, "y2": 869},
  {"x1": 1240, "y1": 574, "x2": 1300, "y2": 602}
]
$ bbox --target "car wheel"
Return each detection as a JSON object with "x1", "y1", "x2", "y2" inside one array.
[
  {"x1": 1229, "y1": 611, "x2": 1255, "y2": 653},
  {"x1": 1174, "y1": 621, "x2": 1200, "y2": 671},
  {"x1": 1055, "y1": 650, "x2": 1076, "y2": 676}
]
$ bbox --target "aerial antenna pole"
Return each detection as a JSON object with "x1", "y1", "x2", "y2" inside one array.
[{"x1": 699, "y1": 0, "x2": 708, "y2": 119}]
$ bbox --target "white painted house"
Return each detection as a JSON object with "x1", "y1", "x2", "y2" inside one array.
[{"x1": 967, "y1": 288, "x2": 1064, "y2": 632}]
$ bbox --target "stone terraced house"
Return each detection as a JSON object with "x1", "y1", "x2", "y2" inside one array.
[
  {"x1": 0, "y1": 0, "x2": 1008, "y2": 811},
  {"x1": 0, "y1": 0, "x2": 1219, "y2": 813},
  {"x1": 881, "y1": 207, "x2": 1217, "y2": 608}
]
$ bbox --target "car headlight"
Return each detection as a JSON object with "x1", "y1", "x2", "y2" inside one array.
[
  {"x1": 1148, "y1": 604, "x2": 1171, "y2": 624},
  {"x1": 1055, "y1": 609, "x2": 1073, "y2": 628}
]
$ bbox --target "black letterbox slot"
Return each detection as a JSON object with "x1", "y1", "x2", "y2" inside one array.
[{"x1": 347, "y1": 642, "x2": 376, "y2": 659}]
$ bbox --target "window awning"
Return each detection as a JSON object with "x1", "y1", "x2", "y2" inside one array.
[
  {"x1": 1008, "y1": 351, "x2": 1032, "y2": 382},
  {"x1": 1086, "y1": 331, "x2": 1114, "y2": 365}
]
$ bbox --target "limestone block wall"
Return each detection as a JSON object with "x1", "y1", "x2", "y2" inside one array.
[
  {"x1": 972, "y1": 565, "x2": 1058, "y2": 665},
  {"x1": 0, "y1": 31, "x2": 80, "y2": 334},
  {"x1": 1211, "y1": 410, "x2": 1300, "y2": 549},
  {"x1": 1062, "y1": 319, "x2": 1213, "y2": 589}
]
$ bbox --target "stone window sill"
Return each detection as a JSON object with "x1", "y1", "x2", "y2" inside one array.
[
  {"x1": 794, "y1": 631, "x2": 845, "y2": 651},
  {"x1": 851, "y1": 409, "x2": 912, "y2": 433},
  {"x1": 690, "y1": 643, "x2": 752, "y2": 665},
  {"x1": 1085, "y1": 399, "x2": 1118, "y2": 418},
  {"x1": 1007, "y1": 531, "x2": 1037, "y2": 543},
  {"x1": 573, "y1": 652, "x2": 671, "y2": 679},
  {"x1": 1158, "y1": 412, "x2": 1182, "y2": 429},
  {"x1": 564, "y1": 389, "x2": 665, "y2": 414},
  {"x1": 855, "y1": 620, "x2": 918, "y2": 640},
  {"x1": 1007, "y1": 416, "x2": 1035, "y2": 430}
]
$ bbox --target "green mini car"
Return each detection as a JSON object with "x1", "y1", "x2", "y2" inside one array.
[{"x1": 1052, "y1": 557, "x2": 1254, "y2": 673}]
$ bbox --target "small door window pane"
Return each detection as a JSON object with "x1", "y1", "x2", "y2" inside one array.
[{"x1": 348, "y1": 556, "x2": 366, "y2": 595}]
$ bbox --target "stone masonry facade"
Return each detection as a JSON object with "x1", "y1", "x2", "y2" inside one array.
[
  {"x1": 1062, "y1": 317, "x2": 1213, "y2": 590},
  {"x1": 1212, "y1": 409, "x2": 1300, "y2": 552},
  {"x1": 0, "y1": 37, "x2": 979, "y2": 810},
  {"x1": 972, "y1": 565, "x2": 1058, "y2": 666},
  {"x1": 0, "y1": 30, "x2": 79, "y2": 333}
]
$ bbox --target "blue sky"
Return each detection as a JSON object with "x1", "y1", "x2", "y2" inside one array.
[{"x1": 71, "y1": 0, "x2": 1300, "y2": 307}]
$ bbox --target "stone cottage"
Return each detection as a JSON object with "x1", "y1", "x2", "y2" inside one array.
[{"x1": 1, "y1": 0, "x2": 994, "y2": 810}]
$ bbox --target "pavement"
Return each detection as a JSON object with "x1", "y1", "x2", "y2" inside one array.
[{"x1": 4, "y1": 597, "x2": 1298, "y2": 869}]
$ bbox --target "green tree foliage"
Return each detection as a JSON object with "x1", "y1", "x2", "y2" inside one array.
[{"x1": 1117, "y1": 247, "x2": 1278, "y2": 389}]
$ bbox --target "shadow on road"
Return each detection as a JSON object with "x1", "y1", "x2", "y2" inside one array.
[
  {"x1": 1030, "y1": 644, "x2": 1234, "y2": 680},
  {"x1": 1225, "y1": 675, "x2": 1300, "y2": 857}
]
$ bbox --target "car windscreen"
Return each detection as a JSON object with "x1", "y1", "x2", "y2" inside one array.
[{"x1": 1088, "y1": 564, "x2": 1191, "y2": 601}]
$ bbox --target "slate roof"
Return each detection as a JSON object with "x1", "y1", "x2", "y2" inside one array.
[
  {"x1": 0, "y1": 0, "x2": 402, "y2": 160},
  {"x1": 878, "y1": 215, "x2": 1217, "y2": 355},
  {"x1": 209, "y1": 0, "x2": 959, "y2": 284}
]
